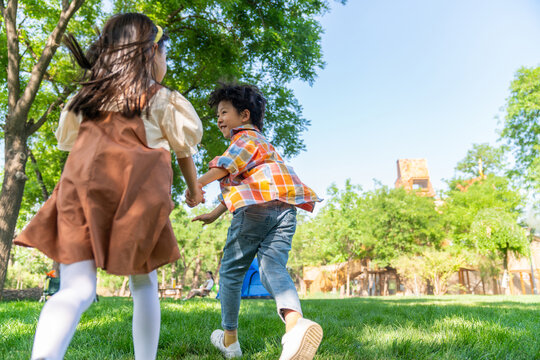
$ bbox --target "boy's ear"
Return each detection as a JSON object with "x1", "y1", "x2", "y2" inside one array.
[{"x1": 241, "y1": 109, "x2": 251, "y2": 123}]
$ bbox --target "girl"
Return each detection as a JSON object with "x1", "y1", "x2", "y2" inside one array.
[
  {"x1": 182, "y1": 270, "x2": 215, "y2": 300},
  {"x1": 14, "y1": 13, "x2": 204, "y2": 360}
]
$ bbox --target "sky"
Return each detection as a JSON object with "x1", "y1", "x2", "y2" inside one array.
[
  {"x1": 3, "y1": 0, "x2": 540, "y2": 214},
  {"x1": 282, "y1": 0, "x2": 540, "y2": 205}
]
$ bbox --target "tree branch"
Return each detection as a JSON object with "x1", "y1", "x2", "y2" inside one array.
[
  {"x1": 4, "y1": 0, "x2": 20, "y2": 118},
  {"x1": 13, "y1": 0, "x2": 84, "y2": 125},
  {"x1": 27, "y1": 86, "x2": 73, "y2": 136},
  {"x1": 168, "y1": 13, "x2": 239, "y2": 42},
  {"x1": 182, "y1": 84, "x2": 198, "y2": 97},
  {"x1": 167, "y1": 5, "x2": 184, "y2": 22},
  {"x1": 27, "y1": 149, "x2": 49, "y2": 201},
  {"x1": 22, "y1": 37, "x2": 61, "y2": 94}
]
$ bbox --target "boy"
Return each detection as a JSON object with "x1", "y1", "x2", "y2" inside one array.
[{"x1": 190, "y1": 84, "x2": 322, "y2": 360}]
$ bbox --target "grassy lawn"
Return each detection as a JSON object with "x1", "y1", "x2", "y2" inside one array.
[{"x1": 1, "y1": 295, "x2": 539, "y2": 359}]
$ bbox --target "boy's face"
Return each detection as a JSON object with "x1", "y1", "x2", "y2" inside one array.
[{"x1": 217, "y1": 101, "x2": 251, "y2": 139}]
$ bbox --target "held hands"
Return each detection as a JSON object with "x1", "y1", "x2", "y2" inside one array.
[
  {"x1": 191, "y1": 212, "x2": 219, "y2": 225},
  {"x1": 185, "y1": 182, "x2": 205, "y2": 208}
]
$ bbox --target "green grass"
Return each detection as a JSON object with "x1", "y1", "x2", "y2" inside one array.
[{"x1": 1, "y1": 295, "x2": 539, "y2": 359}]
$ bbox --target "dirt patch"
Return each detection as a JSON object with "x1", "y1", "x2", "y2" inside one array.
[{"x1": 2, "y1": 287, "x2": 42, "y2": 301}]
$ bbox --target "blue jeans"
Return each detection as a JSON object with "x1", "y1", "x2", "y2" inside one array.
[{"x1": 219, "y1": 201, "x2": 303, "y2": 330}]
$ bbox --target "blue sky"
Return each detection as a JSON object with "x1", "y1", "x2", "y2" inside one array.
[{"x1": 282, "y1": 0, "x2": 540, "y2": 203}]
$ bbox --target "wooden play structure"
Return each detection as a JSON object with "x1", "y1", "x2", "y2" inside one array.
[
  {"x1": 394, "y1": 159, "x2": 435, "y2": 197},
  {"x1": 301, "y1": 260, "x2": 402, "y2": 296}
]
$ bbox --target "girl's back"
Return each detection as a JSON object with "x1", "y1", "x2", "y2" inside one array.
[
  {"x1": 15, "y1": 13, "x2": 203, "y2": 275},
  {"x1": 13, "y1": 13, "x2": 205, "y2": 360}
]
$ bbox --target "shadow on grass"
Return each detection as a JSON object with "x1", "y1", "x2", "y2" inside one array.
[
  {"x1": 1, "y1": 296, "x2": 539, "y2": 359},
  {"x1": 304, "y1": 297, "x2": 539, "y2": 360},
  {"x1": 0, "y1": 297, "x2": 282, "y2": 359}
]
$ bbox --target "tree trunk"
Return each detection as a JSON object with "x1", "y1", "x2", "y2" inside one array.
[
  {"x1": 171, "y1": 261, "x2": 177, "y2": 284},
  {"x1": 191, "y1": 254, "x2": 201, "y2": 289},
  {"x1": 120, "y1": 276, "x2": 129, "y2": 297},
  {"x1": 346, "y1": 259, "x2": 350, "y2": 297},
  {"x1": 215, "y1": 251, "x2": 223, "y2": 279},
  {"x1": 503, "y1": 246, "x2": 510, "y2": 295},
  {"x1": 28, "y1": 149, "x2": 62, "y2": 275},
  {"x1": 0, "y1": 136, "x2": 29, "y2": 299},
  {"x1": 28, "y1": 149, "x2": 49, "y2": 200},
  {"x1": 161, "y1": 269, "x2": 166, "y2": 288},
  {"x1": 0, "y1": 0, "x2": 85, "y2": 298}
]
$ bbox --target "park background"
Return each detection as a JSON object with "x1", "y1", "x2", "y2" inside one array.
[{"x1": 0, "y1": 0, "x2": 539, "y2": 359}]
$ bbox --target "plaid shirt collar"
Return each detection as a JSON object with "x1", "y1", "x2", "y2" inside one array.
[{"x1": 230, "y1": 124, "x2": 261, "y2": 138}]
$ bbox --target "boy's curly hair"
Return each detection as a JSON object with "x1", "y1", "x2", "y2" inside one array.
[{"x1": 208, "y1": 83, "x2": 267, "y2": 131}]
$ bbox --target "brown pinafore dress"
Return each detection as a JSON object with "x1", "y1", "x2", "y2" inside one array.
[{"x1": 14, "y1": 85, "x2": 180, "y2": 275}]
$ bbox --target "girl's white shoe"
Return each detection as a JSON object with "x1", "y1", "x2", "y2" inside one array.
[
  {"x1": 210, "y1": 329, "x2": 242, "y2": 358},
  {"x1": 279, "y1": 318, "x2": 323, "y2": 360}
]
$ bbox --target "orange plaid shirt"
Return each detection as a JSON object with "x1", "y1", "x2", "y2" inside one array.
[{"x1": 209, "y1": 124, "x2": 321, "y2": 212}]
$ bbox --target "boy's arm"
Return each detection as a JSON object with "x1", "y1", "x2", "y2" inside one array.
[
  {"x1": 198, "y1": 167, "x2": 229, "y2": 187},
  {"x1": 192, "y1": 203, "x2": 228, "y2": 225}
]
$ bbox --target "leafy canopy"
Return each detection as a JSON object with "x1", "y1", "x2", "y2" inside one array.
[
  {"x1": 1, "y1": 0, "x2": 346, "y2": 227},
  {"x1": 500, "y1": 66, "x2": 540, "y2": 191}
]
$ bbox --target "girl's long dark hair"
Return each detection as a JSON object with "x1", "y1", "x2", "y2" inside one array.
[{"x1": 64, "y1": 13, "x2": 168, "y2": 119}]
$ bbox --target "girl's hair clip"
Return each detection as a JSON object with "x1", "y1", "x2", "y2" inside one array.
[{"x1": 154, "y1": 25, "x2": 163, "y2": 43}]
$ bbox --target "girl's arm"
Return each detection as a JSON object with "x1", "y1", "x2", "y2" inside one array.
[
  {"x1": 178, "y1": 156, "x2": 204, "y2": 207},
  {"x1": 198, "y1": 167, "x2": 229, "y2": 187},
  {"x1": 192, "y1": 203, "x2": 227, "y2": 225}
]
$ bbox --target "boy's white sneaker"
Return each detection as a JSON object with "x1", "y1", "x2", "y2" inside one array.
[
  {"x1": 210, "y1": 329, "x2": 242, "y2": 358},
  {"x1": 279, "y1": 318, "x2": 323, "y2": 360}
]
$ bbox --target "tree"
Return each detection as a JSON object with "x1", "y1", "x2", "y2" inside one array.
[
  {"x1": 361, "y1": 185, "x2": 444, "y2": 267},
  {"x1": 1, "y1": 0, "x2": 346, "y2": 294},
  {"x1": 310, "y1": 181, "x2": 368, "y2": 294},
  {"x1": 500, "y1": 66, "x2": 540, "y2": 191},
  {"x1": 470, "y1": 208, "x2": 528, "y2": 272},
  {"x1": 443, "y1": 175, "x2": 524, "y2": 249},
  {"x1": 293, "y1": 181, "x2": 444, "y2": 286},
  {"x1": 393, "y1": 248, "x2": 470, "y2": 295},
  {"x1": 114, "y1": 0, "x2": 346, "y2": 164},
  {"x1": 0, "y1": 0, "x2": 86, "y2": 297},
  {"x1": 170, "y1": 205, "x2": 229, "y2": 290},
  {"x1": 455, "y1": 143, "x2": 506, "y2": 177}
]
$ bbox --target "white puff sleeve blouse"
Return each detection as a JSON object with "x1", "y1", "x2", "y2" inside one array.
[{"x1": 55, "y1": 87, "x2": 203, "y2": 158}]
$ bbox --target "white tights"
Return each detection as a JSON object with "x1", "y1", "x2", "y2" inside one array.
[{"x1": 31, "y1": 260, "x2": 160, "y2": 360}]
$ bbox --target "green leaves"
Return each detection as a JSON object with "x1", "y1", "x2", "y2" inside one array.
[
  {"x1": 500, "y1": 66, "x2": 540, "y2": 190},
  {"x1": 295, "y1": 180, "x2": 444, "y2": 268},
  {"x1": 293, "y1": 173, "x2": 527, "y2": 279},
  {"x1": 126, "y1": 0, "x2": 330, "y2": 159},
  {"x1": 443, "y1": 175, "x2": 524, "y2": 249},
  {"x1": 470, "y1": 208, "x2": 528, "y2": 259},
  {"x1": 4, "y1": 0, "x2": 341, "y2": 223},
  {"x1": 455, "y1": 143, "x2": 506, "y2": 177}
]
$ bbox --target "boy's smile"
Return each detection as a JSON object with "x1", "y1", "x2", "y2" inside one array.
[{"x1": 217, "y1": 101, "x2": 251, "y2": 139}]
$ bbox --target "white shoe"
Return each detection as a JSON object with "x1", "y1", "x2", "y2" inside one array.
[
  {"x1": 210, "y1": 329, "x2": 242, "y2": 358},
  {"x1": 279, "y1": 318, "x2": 323, "y2": 360}
]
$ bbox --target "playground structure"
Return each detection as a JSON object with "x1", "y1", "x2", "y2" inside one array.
[
  {"x1": 394, "y1": 159, "x2": 435, "y2": 197},
  {"x1": 301, "y1": 236, "x2": 540, "y2": 296},
  {"x1": 300, "y1": 158, "x2": 539, "y2": 296},
  {"x1": 301, "y1": 260, "x2": 402, "y2": 296}
]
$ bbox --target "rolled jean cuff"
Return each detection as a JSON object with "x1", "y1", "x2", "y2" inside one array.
[
  {"x1": 277, "y1": 303, "x2": 303, "y2": 323},
  {"x1": 222, "y1": 322, "x2": 239, "y2": 331}
]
